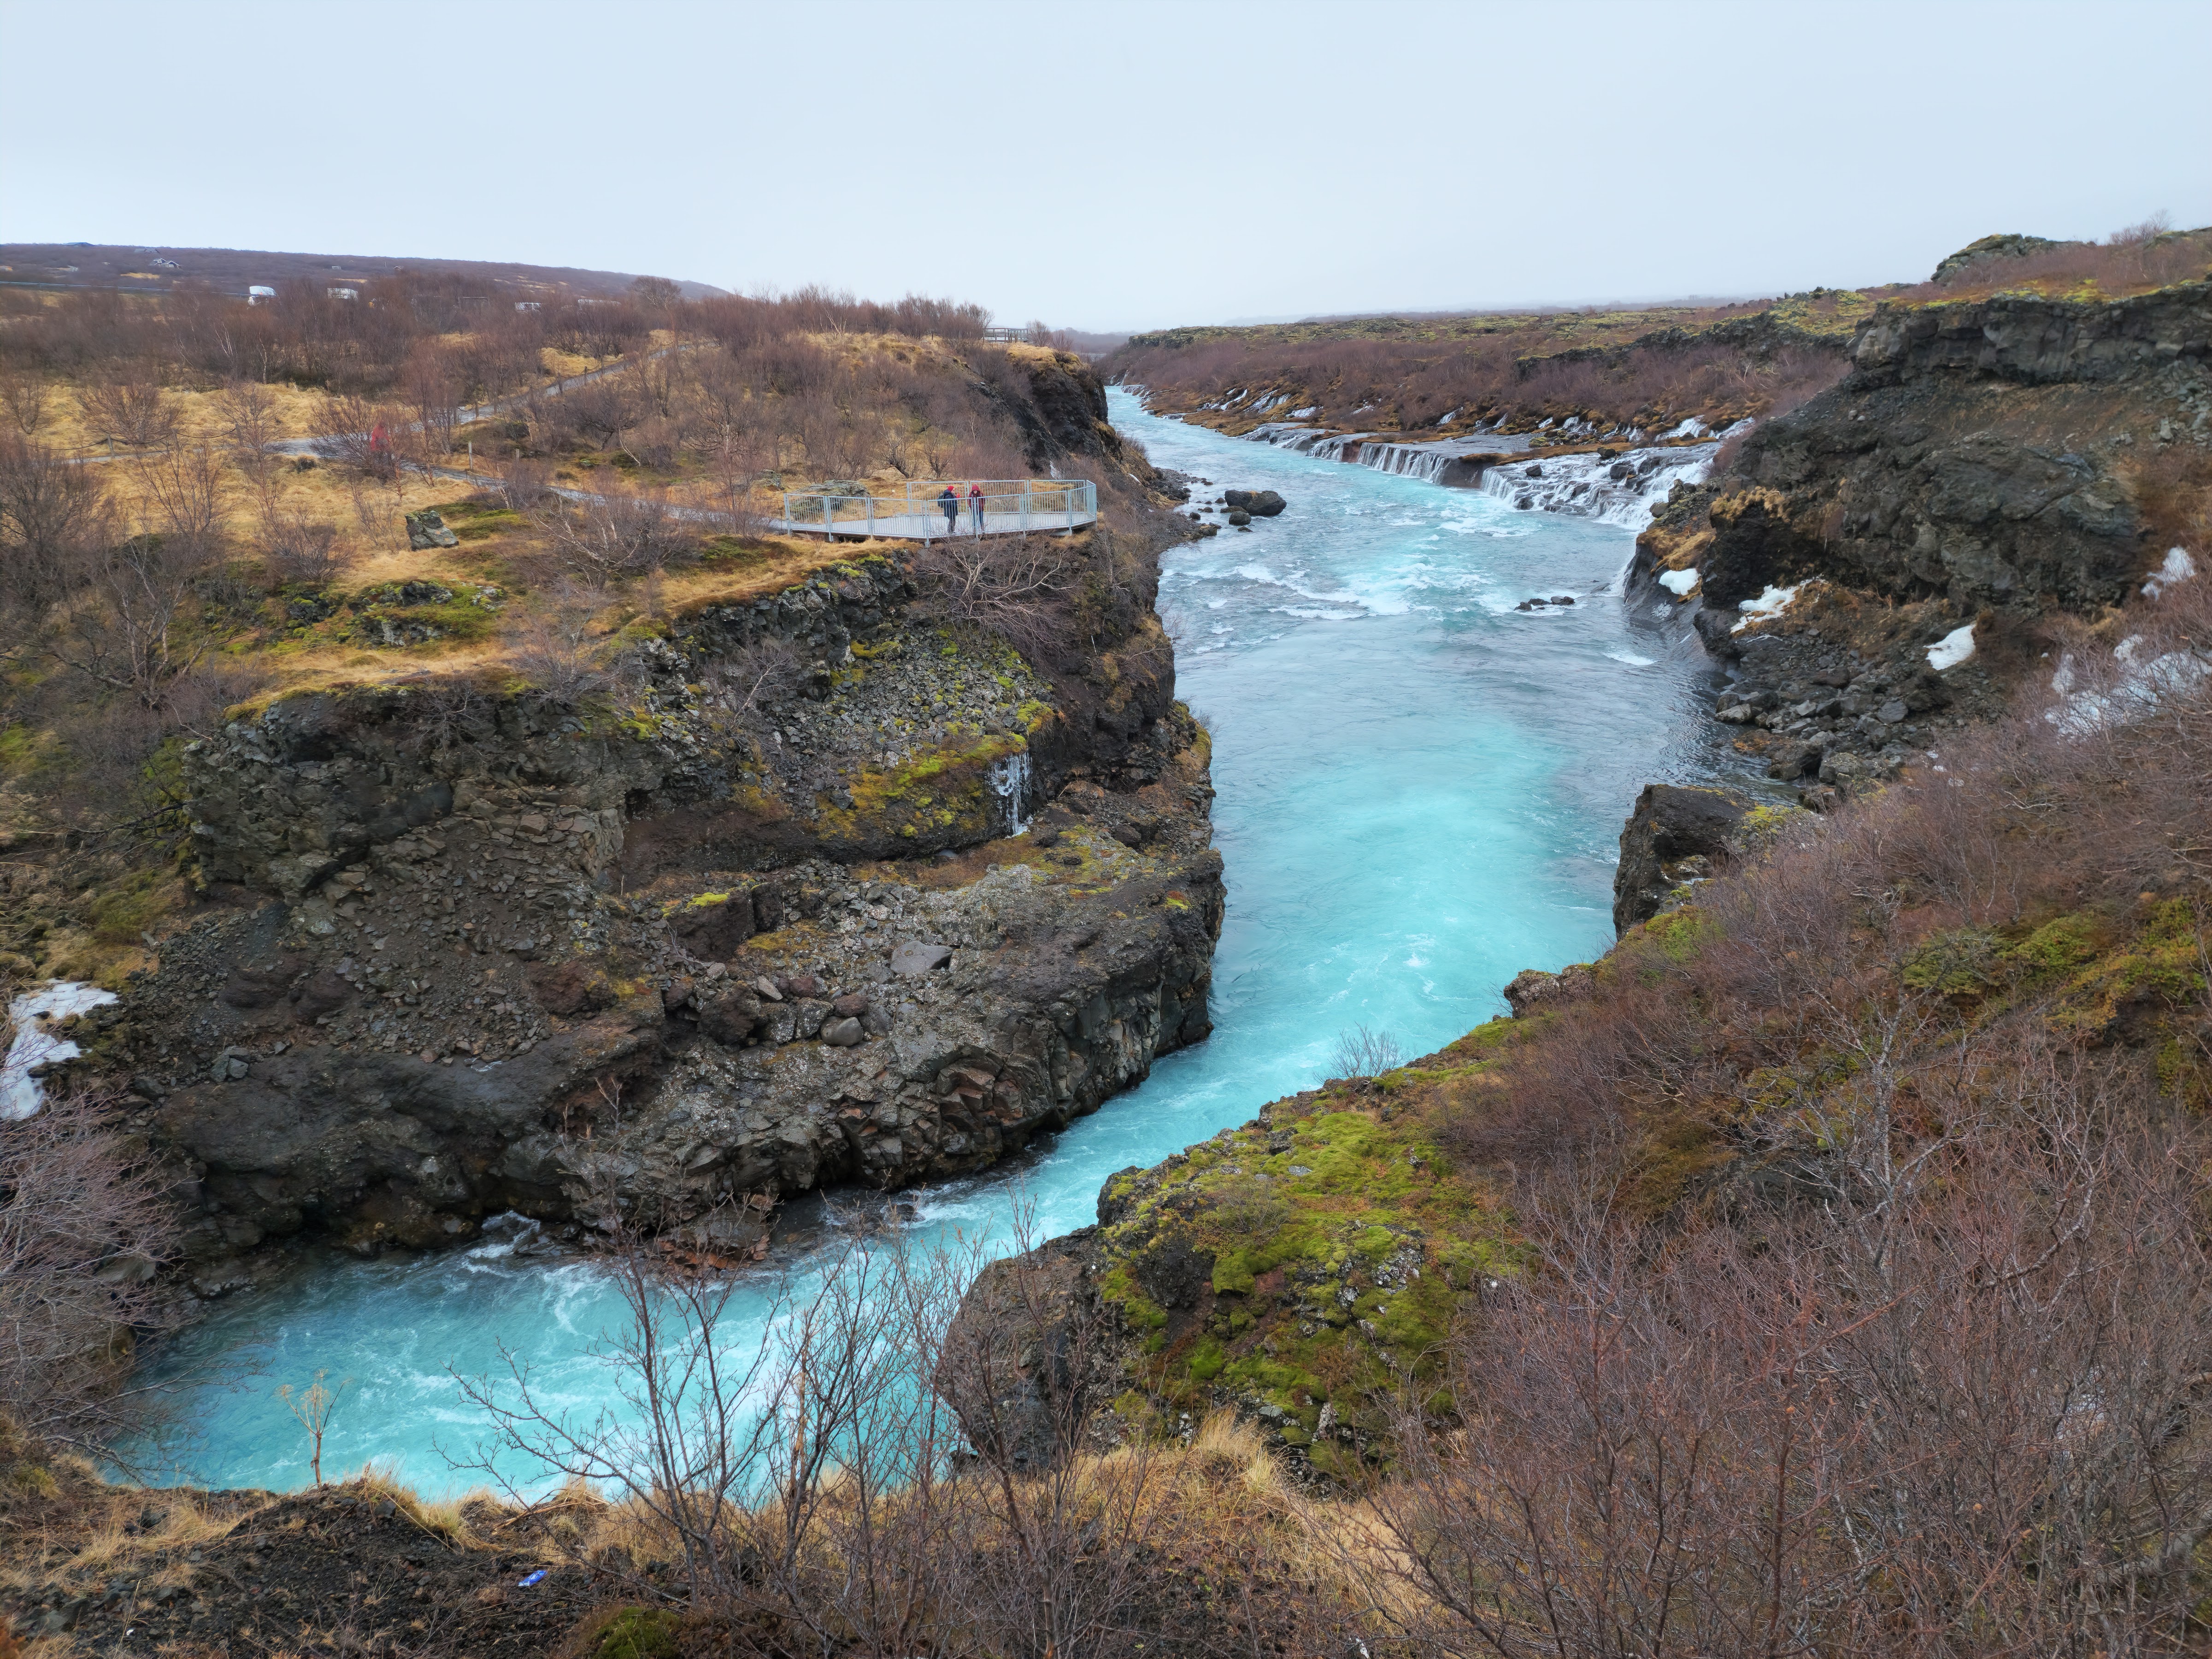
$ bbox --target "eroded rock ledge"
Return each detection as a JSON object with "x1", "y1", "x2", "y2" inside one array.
[{"x1": 70, "y1": 547, "x2": 1222, "y2": 1288}]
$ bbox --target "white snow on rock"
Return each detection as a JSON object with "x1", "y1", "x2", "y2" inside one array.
[
  {"x1": 2143, "y1": 546, "x2": 2198, "y2": 599},
  {"x1": 1926, "y1": 623, "x2": 1977, "y2": 671},
  {"x1": 1732, "y1": 583, "x2": 1802, "y2": 632},
  {"x1": 1658, "y1": 568, "x2": 1700, "y2": 598},
  {"x1": 2, "y1": 981, "x2": 119, "y2": 1120}
]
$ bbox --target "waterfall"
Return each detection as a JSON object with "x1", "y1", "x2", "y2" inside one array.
[
  {"x1": 1348, "y1": 441, "x2": 1455, "y2": 483},
  {"x1": 1243, "y1": 424, "x2": 1533, "y2": 481},
  {"x1": 1475, "y1": 426, "x2": 1746, "y2": 532},
  {"x1": 988, "y1": 750, "x2": 1034, "y2": 836},
  {"x1": 1161, "y1": 384, "x2": 1731, "y2": 536},
  {"x1": 1246, "y1": 422, "x2": 1335, "y2": 454}
]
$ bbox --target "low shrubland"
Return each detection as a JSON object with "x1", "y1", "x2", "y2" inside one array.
[
  {"x1": 1105, "y1": 221, "x2": 2212, "y2": 443},
  {"x1": 0, "y1": 274, "x2": 1185, "y2": 1001},
  {"x1": 1325, "y1": 568, "x2": 2212, "y2": 1655}
]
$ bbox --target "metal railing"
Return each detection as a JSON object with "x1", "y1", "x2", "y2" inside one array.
[{"x1": 774, "y1": 479, "x2": 1097, "y2": 539}]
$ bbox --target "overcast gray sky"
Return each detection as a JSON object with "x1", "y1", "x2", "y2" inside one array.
[{"x1": 3, "y1": 0, "x2": 2206, "y2": 331}]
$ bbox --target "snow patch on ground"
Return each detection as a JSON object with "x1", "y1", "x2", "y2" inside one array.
[
  {"x1": 1926, "y1": 623, "x2": 1977, "y2": 671},
  {"x1": 1732, "y1": 583, "x2": 1802, "y2": 632},
  {"x1": 2144, "y1": 546, "x2": 2198, "y2": 598},
  {"x1": 1658, "y1": 567, "x2": 1700, "y2": 597},
  {"x1": 2, "y1": 981, "x2": 119, "y2": 1120}
]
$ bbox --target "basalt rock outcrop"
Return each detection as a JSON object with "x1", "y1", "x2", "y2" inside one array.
[
  {"x1": 1634, "y1": 279, "x2": 2212, "y2": 618},
  {"x1": 1611, "y1": 783, "x2": 1754, "y2": 934},
  {"x1": 993, "y1": 349, "x2": 1171, "y2": 492},
  {"x1": 82, "y1": 544, "x2": 1223, "y2": 1282}
]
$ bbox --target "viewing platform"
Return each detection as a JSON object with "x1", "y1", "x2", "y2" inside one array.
[{"x1": 768, "y1": 479, "x2": 1098, "y2": 540}]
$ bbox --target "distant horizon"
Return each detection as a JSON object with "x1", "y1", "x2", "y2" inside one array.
[
  {"x1": 10, "y1": 230, "x2": 2176, "y2": 343},
  {"x1": 4, "y1": 0, "x2": 2206, "y2": 332}
]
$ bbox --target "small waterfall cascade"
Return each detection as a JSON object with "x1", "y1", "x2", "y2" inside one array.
[
  {"x1": 1476, "y1": 424, "x2": 1748, "y2": 532},
  {"x1": 1244, "y1": 423, "x2": 1534, "y2": 478},
  {"x1": 1246, "y1": 422, "x2": 1340, "y2": 455},
  {"x1": 988, "y1": 749, "x2": 1034, "y2": 836},
  {"x1": 1350, "y1": 441, "x2": 1455, "y2": 482}
]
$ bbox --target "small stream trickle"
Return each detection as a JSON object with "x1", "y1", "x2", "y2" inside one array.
[{"x1": 988, "y1": 749, "x2": 1034, "y2": 837}]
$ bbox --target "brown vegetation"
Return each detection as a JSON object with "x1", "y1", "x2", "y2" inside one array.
[
  {"x1": 1108, "y1": 312, "x2": 1852, "y2": 441},
  {"x1": 1898, "y1": 220, "x2": 2212, "y2": 305},
  {"x1": 1105, "y1": 223, "x2": 2210, "y2": 445},
  {"x1": 0, "y1": 1088, "x2": 184, "y2": 1455},
  {"x1": 1325, "y1": 572, "x2": 2212, "y2": 1654}
]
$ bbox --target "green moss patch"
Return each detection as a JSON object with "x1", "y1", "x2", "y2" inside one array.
[
  {"x1": 815, "y1": 731, "x2": 1027, "y2": 845},
  {"x1": 1095, "y1": 1077, "x2": 1515, "y2": 1422}
]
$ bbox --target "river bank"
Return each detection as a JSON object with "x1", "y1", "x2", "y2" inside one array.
[{"x1": 109, "y1": 388, "x2": 1731, "y2": 1496}]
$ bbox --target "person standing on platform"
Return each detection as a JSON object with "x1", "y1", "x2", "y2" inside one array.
[
  {"x1": 967, "y1": 481, "x2": 985, "y2": 533},
  {"x1": 938, "y1": 484, "x2": 959, "y2": 536}
]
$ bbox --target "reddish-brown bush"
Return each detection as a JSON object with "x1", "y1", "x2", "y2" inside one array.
[{"x1": 1388, "y1": 567, "x2": 2212, "y2": 1652}]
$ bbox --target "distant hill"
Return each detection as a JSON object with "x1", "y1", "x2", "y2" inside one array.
[{"x1": 0, "y1": 242, "x2": 725, "y2": 301}]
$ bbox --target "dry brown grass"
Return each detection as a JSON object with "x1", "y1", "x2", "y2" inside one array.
[{"x1": 341, "y1": 1462, "x2": 495, "y2": 1549}]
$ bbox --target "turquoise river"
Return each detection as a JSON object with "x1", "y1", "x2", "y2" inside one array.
[{"x1": 141, "y1": 390, "x2": 1730, "y2": 1493}]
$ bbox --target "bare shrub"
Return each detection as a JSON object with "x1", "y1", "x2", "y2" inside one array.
[
  {"x1": 696, "y1": 635, "x2": 807, "y2": 741},
  {"x1": 529, "y1": 485, "x2": 695, "y2": 579},
  {"x1": 403, "y1": 345, "x2": 462, "y2": 457},
  {"x1": 494, "y1": 458, "x2": 558, "y2": 512},
  {"x1": 76, "y1": 365, "x2": 179, "y2": 449},
  {"x1": 1355, "y1": 1057, "x2": 2212, "y2": 1658},
  {"x1": 1330, "y1": 1024, "x2": 1403, "y2": 1080},
  {"x1": 913, "y1": 530, "x2": 1076, "y2": 658},
  {"x1": 700, "y1": 418, "x2": 767, "y2": 530},
  {"x1": 0, "y1": 1088, "x2": 183, "y2": 1454},
  {"x1": 48, "y1": 531, "x2": 218, "y2": 711},
  {"x1": 216, "y1": 376, "x2": 282, "y2": 456},
  {"x1": 275, "y1": 1371, "x2": 350, "y2": 1488},
  {"x1": 452, "y1": 1211, "x2": 981, "y2": 1625},
  {"x1": 343, "y1": 476, "x2": 391, "y2": 548},
  {"x1": 264, "y1": 511, "x2": 343, "y2": 586},
  {"x1": 935, "y1": 1216, "x2": 1176, "y2": 1659},
  {"x1": 447, "y1": 1197, "x2": 1269, "y2": 1659},
  {"x1": 1448, "y1": 951, "x2": 1705, "y2": 1171},
  {"x1": 400, "y1": 672, "x2": 496, "y2": 756},
  {"x1": 0, "y1": 434, "x2": 115, "y2": 618},
  {"x1": 131, "y1": 443, "x2": 229, "y2": 561},
  {"x1": 317, "y1": 390, "x2": 401, "y2": 479},
  {"x1": 509, "y1": 593, "x2": 612, "y2": 705},
  {"x1": 0, "y1": 368, "x2": 48, "y2": 435}
]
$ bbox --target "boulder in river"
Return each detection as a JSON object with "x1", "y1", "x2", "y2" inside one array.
[{"x1": 1223, "y1": 489, "x2": 1286, "y2": 517}]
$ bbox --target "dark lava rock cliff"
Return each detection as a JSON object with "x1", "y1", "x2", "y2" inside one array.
[
  {"x1": 1641, "y1": 279, "x2": 2210, "y2": 617},
  {"x1": 65, "y1": 542, "x2": 1222, "y2": 1288}
]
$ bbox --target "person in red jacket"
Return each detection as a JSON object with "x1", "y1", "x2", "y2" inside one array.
[{"x1": 967, "y1": 481, "x2": 985, "y2": 533}]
